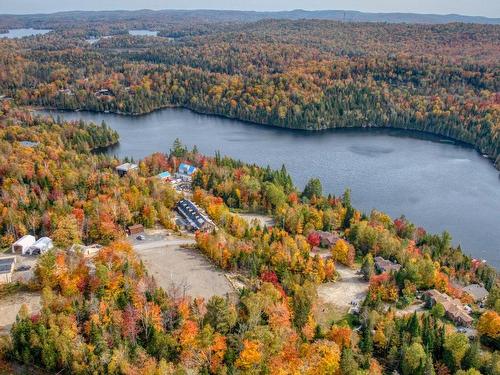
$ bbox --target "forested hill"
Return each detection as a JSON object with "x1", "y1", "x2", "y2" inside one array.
[
  {"x1": 0, "y1": 9, "x2": 499, "y2": 27},
  {"x1": 0, "y1": 19, "x2": 499, "y2": 169}
]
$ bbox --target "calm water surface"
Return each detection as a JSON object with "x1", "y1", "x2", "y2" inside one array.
[
  {"x1": 0, "y1": 28, "x2": 51, "y2": 38},
  {"x1": 40, "y1": 109, "x2": 500, "y2": 268},
  {"x1": 129, "y1": 30, "x2": 158, "y2": 36}
]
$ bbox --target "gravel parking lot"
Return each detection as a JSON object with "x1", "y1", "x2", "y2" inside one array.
[
  {"x1": 0, "y1": 292, "x2": 40, "y2": 335},
  {"x1": 317, "y1": 265, "x2": 368, "y2": 311},
  {"x1": 132, "y1": 232, "x2": 234, "y2": 300},
  {"x1": 237, "y1": 213, "x2": 275, "y2": 228}
]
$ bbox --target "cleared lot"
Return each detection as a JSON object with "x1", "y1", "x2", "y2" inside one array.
[
  {"x1": 317, "y1": 265, "x2": 368, "y2": 311},
  {"x1": 133, "y1": 233, "x2": 234, "y2": 300},
  {"x1": 0, "y1": 292, "x2": 40, "y2": 335},
  {"x1": 238, "y1": 213, "x2": 275, "y2": 228}
]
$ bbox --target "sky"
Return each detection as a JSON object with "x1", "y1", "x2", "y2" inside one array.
[{"x1": 0, "y1": 0, "x2": 499, "y2": 18}]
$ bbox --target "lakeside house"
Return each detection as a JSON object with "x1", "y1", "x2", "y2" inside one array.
[
  {"x1": 175, "y1": 163, "x2": 197, "y2": 182},
  {"x1": 425, "y1": 289, "x2": 473, "y2": 327},
  {"x1": 462, "y1": 284, "x2": 489, "y2": 303},
  {"x1": 312, "y1": 230, "x2": 340, "y2": 248},
  {"x1": 374, "y1": 256, "x2": 401, "y2": 274},
  {"x1": 116, "y1": 163, "x2": 138, "y2": 177},
  {"x1": 0, "y1": 257, "x2": 16, "y2": 284},
  {"x1": 176, "y1": 199, "x2": 215, "y2": 232},
  {"x1": 12, "y1": 235, "x2": 36, "y2": 255}
]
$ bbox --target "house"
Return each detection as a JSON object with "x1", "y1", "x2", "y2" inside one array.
[
  {"x1": 27, "y1": 237, "x2": 53, "y2": 255},
  {"x1": 116, "y1": 163, "x2": 138, "y2": 177},
  {"x1": 69, "y1": 244, "x2": 103, "y2": 258},
  {"x1": 315, "y1": 231, "x2": 340, "y2": 248},
  {"x1": 425, "y1": 289, "x2": 473, "y2": 327},
  {"x1": 176, "y1": 199, "x2": 215, "y2": 232},
  {"x1": 128, "y1": 224, "x2": 144, "y2": 235},
  {"x1": 157, "y1": 171, "x2": 172, "y2": 181},
  {"x1": 374, "y1": 256, "x2": 401, "y2": 274},
  {"x1": 175, "y1": 163, "x2": 197, "y2": 182},
  {"x1": 0, "y1": 257, "x2": 16, "y2": 284},
  {"x1": 462, "y1": 284, "x2": 489, "y2": 303},
  {"x1": 12, "y1": 235, "x2": 36, "y2": 255}
]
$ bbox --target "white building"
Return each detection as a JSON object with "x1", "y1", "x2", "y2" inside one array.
[
  {"x1": 0, "y1": 257, "x2": 16, "y2": 284},
  {"x1": 12, "y1": 235, "x2": 36, "y2": 255},
  {"x1": 28, "y1": 237, "x2": 54, "y2": 255}
]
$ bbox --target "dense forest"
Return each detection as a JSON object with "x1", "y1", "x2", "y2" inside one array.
[
  {"x1": 0, "y1": 18, "x2": 499, "y2": 169},
  {"x1": 0, "y1": 104, "x2": 498, "y2": 374}
]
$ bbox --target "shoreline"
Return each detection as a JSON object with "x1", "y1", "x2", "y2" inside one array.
[{"x1": 32, "y1": 104, "x2": 499, "y2": 171}]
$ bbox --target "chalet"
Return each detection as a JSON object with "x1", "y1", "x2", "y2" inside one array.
[
  {"x1": 128, "y1": 224, "x2": 144, "y2": 235},
  {"x1": 27, "y1": 237, "x2": 53, "y2": 255},
  {"x1": 157, "y1": 171, "x2": 172, "y2": 181},
  {"x1": 0, "y1": 257, "x2": 16, "y2": 284},
  {"x1": 116, "y1": 163, "x2": 138, "y2": 177},
  {"x1": 69, "y1": 244, "x2": 103, "y2": 258},
  {"x1": 176, "y1": 199, "x2": 215, "y2": 232},
  {"x1": 175, "y1": 163, "x2": 197, "y2": 182},
  {"x1": 95, "y1": 88, "x2": 114, "y2": 97},
  {"x1": 425, "y1": 289, "x2": 473, "y2": 327},
  {"x1": 313, "y1": 231, "x2": 340, "y2": 248},
  {"x1": 374, "y1": 256, "x2": 401, "y2": 274},
  {"x1": 462, "y1": 284, "x2": 489, "y2": 303},
  {"x1": 12, "y1": 235, "x2": 36, "y2": 255}
]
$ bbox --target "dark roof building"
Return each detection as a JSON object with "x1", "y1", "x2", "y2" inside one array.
[
  {"x1": 0, "y1": 257, "x2": 16, "y2": 284},
  {"x1": 462, "y1": 284, "x2": 489, "y2": 302},
  {"x1": 116, "y1": 163, "x2": 138, "y2": 177},
  {"x1": 374, "y1": 256, "x2": 401, "y2": 274},
  {"x1": 176, "y1": 199, "x2": 215, "y2": 232}
]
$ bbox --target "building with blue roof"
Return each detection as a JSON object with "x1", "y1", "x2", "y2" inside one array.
[
  {"x1": 176, "y1": 163, "x2": 197, "y2": 181},
  {"x1": 157, "y1": 171, "x2": 172, "y2": 181}
]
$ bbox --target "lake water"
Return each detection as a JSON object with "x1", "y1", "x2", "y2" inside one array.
[
  {"x1": 39, "y1": 108, "x2": 500, "y2": 268},
  {"x1": 129, "y1": 30, "x2": 158, "y2": 36},
  {"x1": 0, "y1": 28, "x2": 51, "y2": 38}
]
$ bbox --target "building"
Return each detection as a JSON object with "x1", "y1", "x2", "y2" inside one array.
[
  {"x1": 128, "y1": 224, "x2": 145, "y2": 235},
  {"x1": 27, "y1": 237, "x2": 53, "y2": 255},
  {"x1": 425, "y1": 289, "x2": 473, "y2": 326},
  {"x1": 116, "y1": 163, "x2": 138, "y2": 177},
  {"x1": 176, "y1": 199, "x2": 215, "y2": 232},
  {"x1": 462, "y1": 284, "x2": 489, "y2": 303},
  {"x1": 12, "y1": 235, "x2": 36, "y2": 255},
  {"x1": 315, "y1": 231, "x2": 340, "y2": 248},
  {"x1": 157, "y1": 171, "x2": 172, "y2": 181},
  {"x1": 69, "y1": 244, "x2": 103, "y2": 258},
  {"x1": 374, "y1": 256, "x2": 401, "y2": 274},
  {"x1": 0, "y1": 257, "x2": 16, "y2": 284},
  {"x1": 19, "y1": 141, "x2": 39, "y2": 148},
  {"x1": 175, "y1": 163, "x2": 197, "y2": 181}
]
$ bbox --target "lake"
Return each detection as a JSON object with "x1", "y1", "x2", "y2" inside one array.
[
  {"x1": 39, "y1": 108, "x2": 500, "y2": 268},
  {"x1": 0, "y1": 28, "x2": 51, "y2": 38},
  {"x1": 129, "y1": 30, "x2": 158, "y2": 36}
]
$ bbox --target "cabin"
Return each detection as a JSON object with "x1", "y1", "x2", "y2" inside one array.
[
  {"x1": 116, "y1": 163, "x2": 138, "y2": 177},
  {"x1": 374, "y1": 256, "x2": 401, "y2": 274},
  {"x1": 27, "y1": 237, "x2": 53, "y2": 255},
  {"x1": 128, "y1": 224, "x2": 144, "y2": 235},
  {"x1": 315, "y1": 231, "x2": 340, "y2": 248},
  {"x1": 69, "y1": 244, "x2": 103, "y2": 258},
  {"x1": 0, "y1": 257, "x2": 16, "y2": 284},
  {"x1": 176, "y1": 199, "x2": 215, "y2": 232},
  {"x1": 157, "y1": 171, "x2": 172, "y2": 181},
  {"x1": 175, "y1": 163, "x2": 197, "y2": 182},
  {"x1": 425, "y1": 289, "x2": 473, "y2": 327},
  {"x1": 462, "y1": 284, "x2": 489, "y2": 303},
  {"x1": 12, "y1": 235, "x2": 36, "y2": 255}
]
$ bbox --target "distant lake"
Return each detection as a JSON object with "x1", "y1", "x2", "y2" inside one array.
[
  {"x1": 0, "y1": 28, "x2": 51, "y2": 38},
  {"x1": 129, "y1": 30, "x2": 158, "y2": 36},
  {"x1": 39, "y1": 108, "x2": 500, "y2": 269}
]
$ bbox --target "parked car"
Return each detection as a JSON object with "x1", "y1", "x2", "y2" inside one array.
[
  {"x1": 16, "y1": 265, "x2": 31, "y2": 272},
  {"x1": 136, "y1": 235, "x2": 146, "y2": 241}
]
